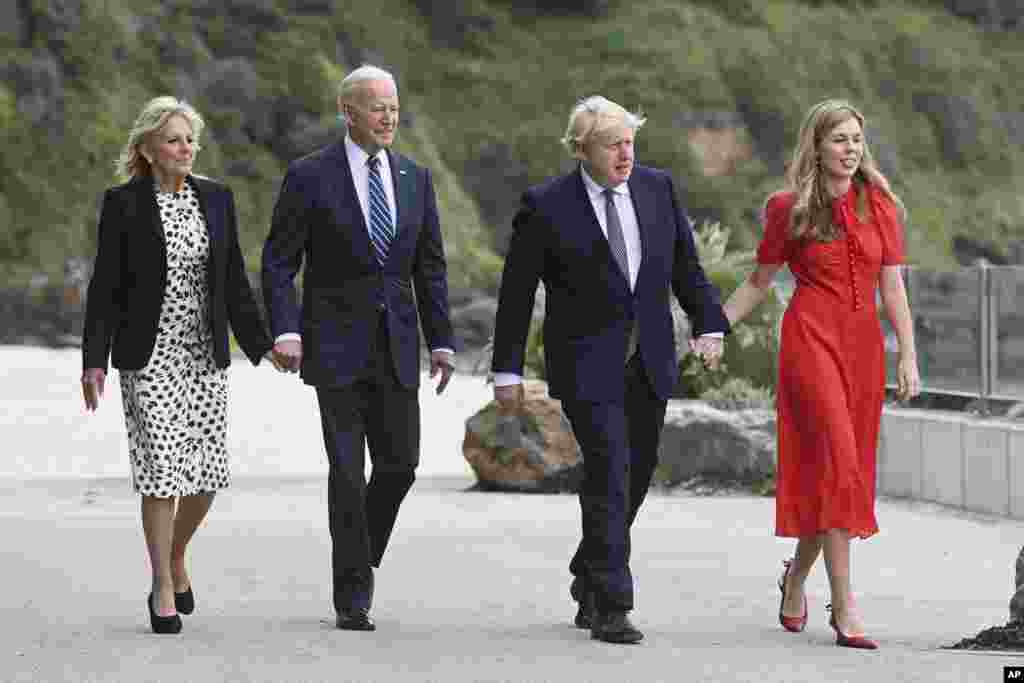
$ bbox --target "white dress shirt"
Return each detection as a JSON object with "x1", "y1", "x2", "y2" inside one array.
[
  {"x1": 580, "y1": 166, "x2": 642, "y2": 291},
  {"x1": 344, "y1": 133, "x2": 398, "y2": 231}
]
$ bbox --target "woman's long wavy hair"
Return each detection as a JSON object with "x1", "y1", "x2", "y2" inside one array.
[{"x1": 784, "y1": 99, "x2": 902, "y2": 241}]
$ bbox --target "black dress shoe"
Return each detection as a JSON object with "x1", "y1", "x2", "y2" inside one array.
[
  {"x1": 574, "y1": 589, "x2": 596, "y2": 629},
  {"x1": 591, "y1": 610, "x2": 643, "y2": 644},
  {"x1": 336, "y1": 608, "x2": 376, "y2": 631},
  {"x1": 147, "y1": 593, "x2": 182, "y2": 635},
  {"x1": 174, "y1": 587, "x2": 194, "y2": 615}
]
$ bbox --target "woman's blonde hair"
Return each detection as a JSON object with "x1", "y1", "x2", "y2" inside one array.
[
  {"x1": 561, "y1": 95, "x2": 646, "y2": 158},
  {"x1": 784, "y1": 99, "x2": 902, "y2": 241},
  {"x1": 115, "y1": 96, "x2": 204, "y2": 180}
]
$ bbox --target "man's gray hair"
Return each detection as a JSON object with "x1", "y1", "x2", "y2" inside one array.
[
  {"x1": 338, "y1": 64, "x2": 398, "y2": 101},
  {"x1": 560, "y1": 96, "x2": 646, "y2": 156}
]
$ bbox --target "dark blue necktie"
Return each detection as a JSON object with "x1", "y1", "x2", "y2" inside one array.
[{"x1": 367, "y1": 156, "x2": 394, "y2": 266}]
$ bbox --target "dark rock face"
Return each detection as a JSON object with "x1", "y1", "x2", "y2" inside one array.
[
  {"x1": 952, "y1": 234, "x2": 1008, "y2": 266},
  {"x1": 2, "y1": 52, "x2": 64, "y2": 134},
  {"x1": 948, "y1": 0, "x2": 1024, "y2": 28},
  {"x1": 508, "y1": 0, "x2": 613, "y2": 14},
  {"x1": 736, "y1": 101, "x2": 788, "y2": 172},
  {"x1": 25, "y1": 0, "x2": 83, "y2": 51},
  {"x1": 999, "y1": 111, "x2": 1024, "y2": 147},
  {"x1": 412, "y1": 0, "x2": 496, "y2": 49},
  {"x1": 866, "y1": 128, "x2": 901, "y2": 183},
  {"x1": 281, "y1": 0, "x2": 334, "y2": 13},
  {"x1": 912, "y1": 93, "x2": 982, "y2": 168},
  {"x1": 461, "y1": 141, "x2": 531, "y2": 255},
  {"x1": 0, "y1": 1, "x2": 26, "y2": 45},
  {"x1": 200, "y1": 58, "x2": 276, "y2": 145},
  {"x1": 191, "y1": 0, "x2": 286, "y2": 29}
]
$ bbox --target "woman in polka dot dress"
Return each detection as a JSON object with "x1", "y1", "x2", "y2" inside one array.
[{"x1": 81, "y1": 97, "x2": 275, "y2": 634}]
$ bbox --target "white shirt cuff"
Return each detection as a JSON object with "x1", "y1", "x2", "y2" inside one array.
[
  {"x1": 275, "y1": 333, "x2": 301, "y2": 343},
  {"x1": 697, "y1": 332, "x2": 724, "y2": 339},
  {"x1": 431, "y1": 348, "x2": 455, "y2": 355},
  {"x1": 492, "y1": 372, "x2": 523, "y2": 387}
]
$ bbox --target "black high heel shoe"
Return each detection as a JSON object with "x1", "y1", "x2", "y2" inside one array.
[
  {"x1": 148, "y1": 593, "x2": 182, "y2": 634},
  {"x1": 175, "y1": 587, "x2": 194, "y2": 615}
]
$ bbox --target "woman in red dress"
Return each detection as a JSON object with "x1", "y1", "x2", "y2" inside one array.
[{"x1": 724, "y1": 100, "x2": 921, "y2": 649}]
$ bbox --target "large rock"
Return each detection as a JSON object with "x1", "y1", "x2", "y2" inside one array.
[
  {"x1": 463, "y1": 380, "x2": 582, "y2": 492},
  {"x1": 655, "y1": 400, "x2": 776, "y2": 485}
]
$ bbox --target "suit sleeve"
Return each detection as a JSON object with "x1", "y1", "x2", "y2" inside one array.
[
  {"x1": 81, "y1": 189, "x2": 121, "y2": 372},
  {"x1": 491, "y1": 191, "x2": 545, "y2": 376},
  {"x1": 412, "y1": 168, "x2": 455, "y2": 351},
  {"x1": 224, "y1": 187, "x2": 273, "y2": 364},
  {"x1": 666, "y1": 174, "x2": 730, "y2": 337},
  {"x1": 261, "y1": 166, "x2": 309, "y2": 339}
]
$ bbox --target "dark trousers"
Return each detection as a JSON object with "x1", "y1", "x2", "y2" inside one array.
[
  {"x1": 315, "y1": 315, "x2": 419, "y2": 613},
  {"x1": 562, "y1": 354, "x2": 668, "y2": 612}
]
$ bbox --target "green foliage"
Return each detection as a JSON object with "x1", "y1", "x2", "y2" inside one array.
[
  {"x1": 2, "y1": 0, "x2": 1024, "y2": 292},
  {"x1": 677, "y1": 221, "x2": 783, "y2": 399},
  {"x1": 524, "y1": 322, "x2": 546, "y2": 380}
]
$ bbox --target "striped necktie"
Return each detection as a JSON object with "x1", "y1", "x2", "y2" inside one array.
[
  {"x1": 367, "y1": 155, "x2": 394, "y2": 266},
  {"x1": 604, "y1": 188, "x2": 630, "y2": 280}
]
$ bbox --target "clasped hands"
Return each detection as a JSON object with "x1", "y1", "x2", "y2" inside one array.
[
  {"x1": 689, "y1": 335, "x2": 724, "y2": 371},
  {"x1": 265, "y1": 341, "x2": 455, "y2": 394}
]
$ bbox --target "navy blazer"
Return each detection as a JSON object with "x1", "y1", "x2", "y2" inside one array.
[
  {"x1": 261, "y1": 141, "x2": 454, "y2": 389},
  {"x1": 491, "y1": 165, "x2": 730, "y2": 402},
  {"x1": 82, "y1": 174, "x2": 272, "y2": 372}
]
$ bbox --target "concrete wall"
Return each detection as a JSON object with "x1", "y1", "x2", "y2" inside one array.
[{"x1": 878, "y1": 406, "x2": 1024, "y2": 518}]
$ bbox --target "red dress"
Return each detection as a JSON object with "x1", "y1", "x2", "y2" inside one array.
[{"x1": 757, "y1": 184, "x2": 905, "y2": 539}]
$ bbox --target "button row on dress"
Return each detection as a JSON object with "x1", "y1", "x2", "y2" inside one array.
[{"x1": 848, "y1": 235, "x2": 862, "y2": 311}]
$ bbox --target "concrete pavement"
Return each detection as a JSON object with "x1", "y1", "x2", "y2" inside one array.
[
  {"x1": 2, "y1": 476, "x2": 1022, "y2": 682},
  {"x1": 3, "y1": 346, "x2": 1023, "y2": 681}
]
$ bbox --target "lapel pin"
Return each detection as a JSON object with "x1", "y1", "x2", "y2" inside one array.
[{"x1": 399, "y1": 169, "x2": 407, "y2": 175}]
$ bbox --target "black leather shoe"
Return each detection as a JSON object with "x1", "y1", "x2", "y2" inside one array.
[
  {"x1": 174, "y1": 587, "x2": 194, "y2": 615},
  {"x1": 574, "y1": 589, "x2": 596, "y2": 629},
  {"x1": 591, "y1": 610, "x2": 643, "y2": 644},
  {"x1": 147, "y1": 593, "x2": 182, "y2": 635},
  {"x1": 336, "y1": 608, "x2": 376, "y2": 631}
]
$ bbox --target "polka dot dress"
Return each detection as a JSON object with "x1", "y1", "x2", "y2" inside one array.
[{"x1": 120, "y1": 180, "x2": 230, "y2": 497}]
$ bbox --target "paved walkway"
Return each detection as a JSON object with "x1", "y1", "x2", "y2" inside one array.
[{"x1": 2, "y1": 347, "x2": 1022, "y2": 681}]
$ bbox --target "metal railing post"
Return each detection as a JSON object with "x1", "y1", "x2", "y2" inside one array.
[{"x1": 978, "y1": 263, "x2": 991, "y2": 415}]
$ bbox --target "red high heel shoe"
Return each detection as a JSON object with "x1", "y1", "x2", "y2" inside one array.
[
  {"x1": 777, "y1": 559, "x2": 807, "y2": 632},
  {"x1": 826, "y1": 604, "x2": 878, "y2": 649}
]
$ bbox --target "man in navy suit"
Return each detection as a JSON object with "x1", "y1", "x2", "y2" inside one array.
[
  {"x1": 262, "y1": 65, "x2": 455, "y2": 631},
  {"x1": 490, "y1": 96, "x2": 729, "y2": 643}
]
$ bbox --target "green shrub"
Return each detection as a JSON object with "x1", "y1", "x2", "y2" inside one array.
[{"x1": 676, "y1": 221, "x2": 783, "y2": 399}]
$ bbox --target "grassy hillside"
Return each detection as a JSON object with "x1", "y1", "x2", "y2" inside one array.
[{"x1": 1, "y1": 0, "x2": 1022, "y2": 290}]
